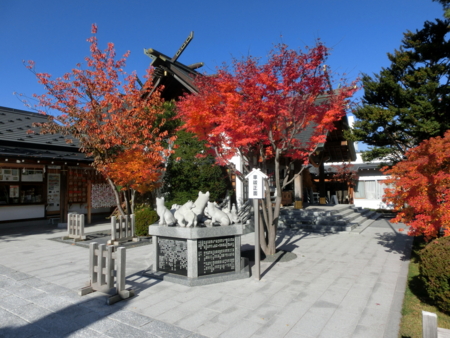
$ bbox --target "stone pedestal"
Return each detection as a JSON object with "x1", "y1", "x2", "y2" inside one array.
[{"x1": 145, "y1": 223, "x2": 250, "y2": 286}]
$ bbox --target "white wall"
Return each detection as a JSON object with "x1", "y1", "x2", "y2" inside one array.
[
  {"x1": 326, "y1": 153, "x2": 393, "y2": 210},
  {"x1": 0, "y1": 204, "x2": 45, "y2": 221},
  {"x1": 353, "y1": 175, "x2": 393, "y2": 210},
  {"x1": 353, "y1": 199, "x2": 392, "y2": 210},
  {"x1": 229, "y1": 154, "x2": 244, "y2": 210}
]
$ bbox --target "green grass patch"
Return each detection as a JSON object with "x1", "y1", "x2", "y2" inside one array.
[{"x1": 399, "y1": 237, "x2": 450, "y2": 338}]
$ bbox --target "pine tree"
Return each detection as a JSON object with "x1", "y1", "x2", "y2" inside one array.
[
  {"x1": 433, "y1": 0, "x2": 450, "y2": 18},
  {"x1": 349, "y1": 19, "x2": 450, "y2": 162}
]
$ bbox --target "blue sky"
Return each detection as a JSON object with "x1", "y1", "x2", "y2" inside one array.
[{"x1": 0, "y1": 0, "x2": 445, "y2": 116}]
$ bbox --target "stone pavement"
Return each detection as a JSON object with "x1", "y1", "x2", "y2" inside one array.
[{"x1": 0, "y1": 217, "x2": 412, "y2": 338}]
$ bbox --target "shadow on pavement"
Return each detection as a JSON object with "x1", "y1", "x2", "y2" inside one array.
[
  {"x1": 0, "y1": 215, "x2": 110, "y2": 242},
  {"x1": 0, "y1": 265, "x2": 189, "y2": 338},
  {"x1": 372, "y1": 219, "x2": 413, "y2": 261},
  {"x1": 0, "y1": 295, "x2": 128, "y2": 337}
]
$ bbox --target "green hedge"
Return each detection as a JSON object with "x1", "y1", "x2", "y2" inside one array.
[
  {"x1": 134, "y1": 207, "x2": 158, "y2": 237},
  {"x1": 420, "y1": 236, "x2": 450, "y2": 313}
]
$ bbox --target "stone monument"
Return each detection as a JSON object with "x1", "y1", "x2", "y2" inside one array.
[{"x1": 146, "y1": 191, "x2": 251, "y2": 286}]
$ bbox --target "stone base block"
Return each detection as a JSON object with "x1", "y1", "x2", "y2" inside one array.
[
  {"x1": 107, "y1": 237, "x2": 139, "y2": 246},
  {"x1": 143, "y1": 257, "x2": 250, "y2": 287},
  {"x1": 107, "y1": 289, "x2": 135, "y2": 305},
  {"x1": 62, "y1": 236, "x2": 86, "y2": 241}
]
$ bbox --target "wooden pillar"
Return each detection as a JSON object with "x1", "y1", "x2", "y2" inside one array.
[
  {"x1": 294, "y1": 172, "x2": 303, "y2": 209},
  {"x1": 60, "y1": 165, "x2": 68, "y2": 222},
  {"x1": 87, "y1": 180, "x2": 92, "y2": 224},
  {"x1": 348, "y1": 185, "x2": 354, "y2": 204},
  {"x1": 319, "y1": 162, "x2": 326, "y2": 205}
]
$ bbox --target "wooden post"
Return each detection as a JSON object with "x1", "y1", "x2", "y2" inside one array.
[
  {"x1": 87, "y1": 180, "x2": 92, "y2": 224},
  {"x1": 254, "y1": 198, "x2": 260, "y2": 281},
  {"x1": 319, "y1": 162, "x2": 326, "y2": 204},
  {"x1": 294, "y1": 173, "x2": 303, "y2": 209},
  {"x1": 245, "y1": 169, "x2": 267, "y2": 282},
  {"x1": 60, "y1": 166, "x2": 68, "y2": 223}
]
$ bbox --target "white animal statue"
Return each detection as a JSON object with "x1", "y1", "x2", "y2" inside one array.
[
  {"x1": 229, "y1": 204, "x2": 239, "y2": 223},
  {"x1": 174, "y1": 201, "x2": 197, "y2": 227},
  {"x1": 206, "y1": 201, "x2": 230, "y2": 226},
  {"x1": 156, "y1": 197, "x2": 176, "y2": 226},
  {"x1": 170, "y1": 204, "x2": 180, "y2": 216},
  {"x1": 192, "y1": 191, "x2": 210, "y2": 217}
]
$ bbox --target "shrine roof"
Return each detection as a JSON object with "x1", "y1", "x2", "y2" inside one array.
[{"x1": 143, "y1": 48, "x2": 202, "y2": 100}]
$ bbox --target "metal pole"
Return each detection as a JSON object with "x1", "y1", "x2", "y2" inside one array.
[{"x1": 253, "y1": 198, "x2": 260, "y2": 281}]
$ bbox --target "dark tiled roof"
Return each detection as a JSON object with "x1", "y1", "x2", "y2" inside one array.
[
  {"x1": 312, "y1": 161, "x2": 383, "y2": 176},
  {"x1": 0, "y1": 145, "x2": 90, "y2": 161},
  {"x1": 294, "y1": 122, "x2": 317, "y2": 148},
  {"x1": 0, "y1": 106, "x2": 89, "y2": 162},
  {"x1": 0, "y1": 106, "x2": 78, "y2": 148}
]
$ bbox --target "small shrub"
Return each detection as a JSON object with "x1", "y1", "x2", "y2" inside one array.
[
  {"x1": 420, "y1": 236, "x2": 450, "y2": 313},
  {"x1": 134, "y1": 207, "x2": 158, "y2": 237}
]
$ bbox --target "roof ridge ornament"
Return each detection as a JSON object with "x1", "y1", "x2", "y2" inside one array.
[{"x1": 171, "y1": 31, "x2": 194, "y2": 63}]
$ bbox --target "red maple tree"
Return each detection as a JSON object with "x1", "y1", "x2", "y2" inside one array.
[
  {"x1": 24, "y1": 25, "x2": 174, "y2": 215},
  {"x1": 383, "y1": 130, "x2": 450, "y2": 240},
  {"x1": 177, "y1": 43, "x2": 357, "y2": 255},
  {"x1": 331, "y1": 162, "x2": 358, "y2": 203}
]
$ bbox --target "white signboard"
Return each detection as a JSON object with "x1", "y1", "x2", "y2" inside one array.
[
  {"x1": 22, "y1": 169, "x2": 44, "y2": 182},
  {"x1": 9, "y1": 185, "x2": 19, "y2": 198},
  {"x1": 245, "y1": 169, "x2": 267, "y2": 199},
  {"x1": 0, "y1": 169, "x2": 19, "y2": 182}
]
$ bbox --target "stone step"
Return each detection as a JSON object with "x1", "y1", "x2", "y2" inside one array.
[
  {"x1": 335, "y1": 207, "x2": 355, "y2": 217},
  {"x1": 350, "y1": 211, "x2": 382, "y2": 234},
  {"x1": 341, "y1": 209, "x2": 371, "y2": 223},
  {"x1": 351, "y1": 210, "x2": 377, "y2": 224},
  {"x1": 284, "y1": 223, "x2": 350, "y2": 233},
  {"x1": 278, "y1": 205, "x2": 379, "y2": 233}
]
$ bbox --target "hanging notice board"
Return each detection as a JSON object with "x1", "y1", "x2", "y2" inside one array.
[
  {"x1": 47, "y1": 173, "x2": 60, "y2": 211},
  {"x1": 0, "y1": 169, "x2": 19, "y2": 182}
]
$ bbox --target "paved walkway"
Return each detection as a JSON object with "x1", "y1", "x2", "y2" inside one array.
[{"x1": 0, "y1": 217, "x2": 412, "y2": 338}]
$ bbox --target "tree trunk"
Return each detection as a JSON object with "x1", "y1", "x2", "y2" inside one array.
[
  {"x1": 259, "y1": 150, "x2": 282, "y2": 257},
  {"x1": 124, "y1": 188, "x2": 132, "y2": 217},
  {"x1": 131, "y1": 189, "x2": 135, "y2": 214},
  {"x1": 107, "y1": 177, "x2": 125, "y2": 216}
]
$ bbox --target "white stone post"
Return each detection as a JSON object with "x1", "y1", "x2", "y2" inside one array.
[
  {"x1": 110, "y1": 214, "x2": 137, "y2": 244},
  {"x1": 79, "y1": 242, "x2": 133, "y2": 304},
  {"x1": 422, "y1": 311, "x2": 438, "y2": 338},
  {"x1": 67, "y1": 213, "x2": 86, "y2": 240}
]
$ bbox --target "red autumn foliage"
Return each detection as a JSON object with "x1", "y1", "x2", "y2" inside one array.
[
  {"x1": 331, "y1": 162, "x2": 358, "y2": 187},
  {"x1": 383, "y1": 130, "x2": 450, "y2": 240},
  {"x1": 177, "y1": 42, "x2": 357, "y2": 255},
  {"x1": 24, "y1": 24, "x2": 174, "y2": 215},
  {"x1": 178, "y1": 43, "x2": 356, "y2": 168}
]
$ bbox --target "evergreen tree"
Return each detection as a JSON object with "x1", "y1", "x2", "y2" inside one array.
[
  {"x1": 349, "y1": 19, "x2": 450, "y2": 162},
  {"x1": 163, "y1": 130, "x2": 231, "y2": 205},
  {"x1": 434, "y1": 0, "x2": 450, "y2": 18}
]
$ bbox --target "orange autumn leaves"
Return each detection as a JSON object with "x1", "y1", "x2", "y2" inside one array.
[
  {"x1": 383, "y1": 130, "x2": 450, "y2": 240},
  {"x1": 101, "y1": 149, "x2": 164, "y2": 194},
  {"x1": 27, "y1": 24, "x2": 174, "y2": 194}
]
